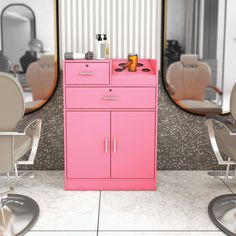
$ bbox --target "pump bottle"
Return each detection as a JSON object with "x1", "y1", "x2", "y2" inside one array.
[{"x1": 96, "y1": 34, "x2": 105, "y2": 59}]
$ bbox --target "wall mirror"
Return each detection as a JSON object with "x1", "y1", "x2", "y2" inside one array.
[
  {"x1": 162, "y1": 0, "x2": 236, "y2": 115},
  {"x1": 0, "y1": 0, "x2": 59, "y2": 113}
]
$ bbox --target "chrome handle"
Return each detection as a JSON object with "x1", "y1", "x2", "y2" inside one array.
[
  {"x1": 105, "y1": 139, "x2": 108, "y2": 153},
  {"x1": 79, "y1": 71, "x2": 96, "y2": 75},
  {"x1": 103, "y1": 96, "x2": 117, "y2": 100},
  {"x1": 113, "y1": 138, "x2": 117, "y2": 153}
]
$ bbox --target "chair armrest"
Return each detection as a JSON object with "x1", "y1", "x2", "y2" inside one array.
[
  {"x1": 207, "y1": 85, "x2": 223, "y2": 95},
  {"x1": 16, "y1": 113, "x2": 42, "y2": 165},
  {"x1": 206, "y1": 114, "x2": 236, "y2": 134},
  {"x1": 17, "y1": 113, "x2": 42, "y2": 133}
]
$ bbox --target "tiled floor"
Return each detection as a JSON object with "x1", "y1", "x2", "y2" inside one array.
[{"x1": 1, "y1": 171, "x2": 235, "y2": 236}]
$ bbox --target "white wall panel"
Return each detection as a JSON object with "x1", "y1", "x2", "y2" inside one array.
[{"x1": 59, "y1": 0, "x2": 162, "y2": 63}]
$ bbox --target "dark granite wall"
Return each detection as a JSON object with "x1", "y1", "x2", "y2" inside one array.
[{"x1": 24, "y1": 74, "x2": 226, "y2": 170}]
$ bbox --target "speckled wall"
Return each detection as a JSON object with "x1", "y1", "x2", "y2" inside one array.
[
  {"x1": 21, "y1": 73, "x2": 229, "y2": 171},
  {"x1": 158, "y1": 78, "x2": 223, "y2": 170}
]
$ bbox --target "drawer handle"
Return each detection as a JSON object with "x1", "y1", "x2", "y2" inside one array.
[
  {"x1": 103, "y1": 96, "x2": 117, "y2": 100},
  {"x1": 79, "y1": 71, "x2": 96, "y2": 76},
  {"x1": 105, "y1": 139, "x2": 108, "y2": 153}
]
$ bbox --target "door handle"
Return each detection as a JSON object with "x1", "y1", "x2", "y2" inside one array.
[
  {"x1": 79, "y1": 71, "x2": 96, "y2": 75},
  {"x1": 104, "y1": 139, "x2": 108, "y2": 153},
  {"x1": 113, "y1": 138, "x2": 117, "y2": 153}
]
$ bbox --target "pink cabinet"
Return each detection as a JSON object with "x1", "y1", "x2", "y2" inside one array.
[{"x1": 64, "y1": 59, "x2": 158, "y2": 190}]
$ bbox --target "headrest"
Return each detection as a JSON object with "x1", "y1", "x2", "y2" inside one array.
[
  {"x1": 39, "y1": 55, "x2": 54, "y2": 66},
  {"x1": 181, "y1": 54, "x2": 198, "y2": 67}
]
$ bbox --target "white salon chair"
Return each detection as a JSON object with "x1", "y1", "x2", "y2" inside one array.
[
  {"x1": 167, "y1": 54, "x2": 223, "y2": 114},
  {"x1": 206, "y1": 83, "x2": 236, "y2": 178},
  {"x1": 0, "y1": 72, "x2": 42, "y2": 178}
]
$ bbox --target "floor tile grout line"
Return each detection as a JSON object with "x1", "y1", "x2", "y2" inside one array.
[
  {"x1": 220, "y1": 178, "x2": 234, "y2": 194},
  {"x1": 97, "y1": 191, "x2": 102, "y2": 236},
  {"x1": 97, "y1": 230, "x2": 222, "y2": 232}
]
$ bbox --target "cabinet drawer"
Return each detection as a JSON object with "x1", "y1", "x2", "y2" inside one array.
[
  {"x1": 65, "y1": 62, "x2": 110, "y2": 85},
  {"x1": 66, "y1": 87, "x2": 156, "y2": 109}
]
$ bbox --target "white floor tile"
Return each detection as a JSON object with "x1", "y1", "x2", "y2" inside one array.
[
  {"x1": 98, "y1": 232, "x2": 225, "y2": 236},
  {"x1": 27, "y1": 232, "x2": 97, "y2": 236},
  {"x1": 99, "y1": 171, "x2": 231, "y2": 231},
  {"x1": 0, "y1": 171, "x2": 100, "y2": 231}
]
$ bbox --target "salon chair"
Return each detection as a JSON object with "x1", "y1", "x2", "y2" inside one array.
[
  {"x1": 166, "y1": 54, "x2": 222, "y2": 114},
  {"x1": 0, "y1": 53, "x2": 12, "y2": 73},
  {"x1": 206, "y1": 83, "x2": 236, "y2": 178},
  {"x1": 25, "y1": 55, "x2": 55, "y2": 113},
  {"x1": 206, "y1": 84, "x2": 236, "y2": 236},
  {"x1": 0, "y1": 72, "x2": 42, "y2": 178}
]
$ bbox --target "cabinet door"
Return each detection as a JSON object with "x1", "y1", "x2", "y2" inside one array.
[
  {"x1": 66, "y1": 111, "x2": 110, "y2": 179},
  {"x1": 111, "y1": 112, "x2": 155, "y2": 179}
]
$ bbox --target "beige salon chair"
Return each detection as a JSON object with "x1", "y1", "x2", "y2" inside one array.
[
  {"x1": 166, "y1": 54, "x2": 222, "y2": 114},
  {"x1": 25, "y1": 55, "x2": 55, "y2": 112},
  {"x1": 0, "y1": 72, "x2": 42, "y2": 178},
  {"x1": 206, "y1": 83, "x2": 236, "y2": 178}
]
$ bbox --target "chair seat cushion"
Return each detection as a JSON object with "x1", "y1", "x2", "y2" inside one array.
[
  {"x1": 14, "y1": 134, "x2": 32, "y2": 162},
  {"x1": 215, "y1": 128, "x2": 236, "y2": 162}
]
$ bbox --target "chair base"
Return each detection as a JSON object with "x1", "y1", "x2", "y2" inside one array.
[
  {"x1": 208, "y1": 171, "x2": 236, "y2": 179},
  {"x1": 0, "y1": 171, "x2": 35, "y2": 179}
]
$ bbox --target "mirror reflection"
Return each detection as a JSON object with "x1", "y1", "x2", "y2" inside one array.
[
  {"x1": 163, "y1": 0, "x2": 236, "y2": 115},
  {"x1": 0, "y1": 2, "x2": 57, "y2": 113}
]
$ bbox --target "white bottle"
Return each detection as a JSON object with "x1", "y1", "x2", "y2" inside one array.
[{"x1": 96, "y1": 34, "x2": 105, "y2": 59}]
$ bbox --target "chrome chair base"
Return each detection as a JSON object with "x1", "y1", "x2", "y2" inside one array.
[
  {"x1": 209, "y1": 194, "x2": 236, "y2": 236},
  {"x1": 0, "y1": 192, "x2": 39, "y2": 236}
]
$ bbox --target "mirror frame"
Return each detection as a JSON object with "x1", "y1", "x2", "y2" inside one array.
[
  {"x1": 160, "y1": 0, "x2": 228, "y2": 116},
  {"x1": 0, "y1": 0, "x2": 60, "y2": 114}
]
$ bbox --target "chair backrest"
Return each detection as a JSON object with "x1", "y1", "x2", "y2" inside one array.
[
  {"x1": 166, "y1": 54, "x2": 211, "y2": 101},
  {"x1": 230, "y1": 83, "x2": 236, "y2": 120},
  {"x1": 0, "y1": 72, "x2": 25, "y2": 131},
  {"x1": 0, "y1": 53, "x2": 12, "y2": 73},
  {"x1": 26, "y1": 55, "x2": 55, "y2": 100}
]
